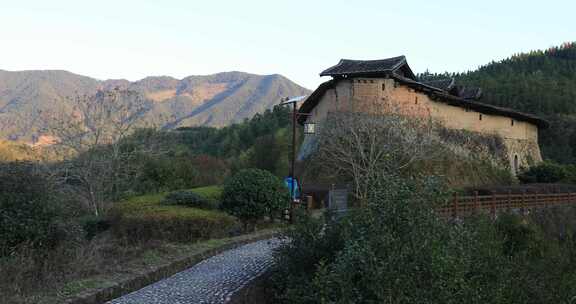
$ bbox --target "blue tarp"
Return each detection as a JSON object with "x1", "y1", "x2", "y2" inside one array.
[{"x1": 283, "y1": 176, "x2": 300, "y2": 201}]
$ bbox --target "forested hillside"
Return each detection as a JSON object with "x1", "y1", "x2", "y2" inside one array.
[
  {"x1": 117, "y1": 105, "x2": 294, "y2": 194},
  {"x1": 420, "y1": 42, "x2": 576, "y2": 163}
]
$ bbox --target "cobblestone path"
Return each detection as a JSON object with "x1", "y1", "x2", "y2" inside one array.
[{"x1": 106, "y1": 238, "x2": 282, "y2": 304}]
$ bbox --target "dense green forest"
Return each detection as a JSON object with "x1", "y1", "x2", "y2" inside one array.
[
  {"x1": 121, "y1": 105, "x2": 294, "y2": 194},
  {"x1": 420, "y1": 42, "x2": 576, "y2": 164}
]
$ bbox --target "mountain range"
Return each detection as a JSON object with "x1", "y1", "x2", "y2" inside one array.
[{"x1": 0, "y1": 70, "x2": 310, "y2": 143}]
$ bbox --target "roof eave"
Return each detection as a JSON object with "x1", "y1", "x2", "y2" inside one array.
[
  {"x1": 391, "y1": 74, "x2": 548, "y2": 128},
  {"x1": 297, "y1": 79, "x2": 336, "y2": 125}
]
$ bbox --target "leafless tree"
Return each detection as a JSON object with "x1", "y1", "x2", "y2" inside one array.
[
  {"x1": 313, "y1": 111, "x2": 442, "y2": 202},
  {"x1": 46, "y1": 88, "x2": 149, "y2": 153},
  {"x1": 44, "y1": 88, "x2": 153, "y2": 216}
]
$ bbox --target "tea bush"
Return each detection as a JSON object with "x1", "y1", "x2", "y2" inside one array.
[
  {"x1": 190, "y1": 185, "x2": 223, "y2": 204},
  {"x1": 162, "y1": 190, "x2": 218, "y2": 210},
  {"x1": 112, "y1": 192, "x2": 238, "y2": 243}
]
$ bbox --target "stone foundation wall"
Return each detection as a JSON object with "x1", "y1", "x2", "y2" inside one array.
[{"x1": 502, "y1": 138, "x2": 543, "y2": 174}]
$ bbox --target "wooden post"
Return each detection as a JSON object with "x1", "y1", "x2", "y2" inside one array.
[
  {"x1": 491, "y1": 194, "x2": 496, "y2": 219},
  {"x1": 452, "y1": 192, "x2": 458, "y2": 219},
  {"x1": 521, "y1": 191, "x2": 526, "y2": 216},
  {"x1": 474, "y1": 191, "x2": 479, "y2": 214}
]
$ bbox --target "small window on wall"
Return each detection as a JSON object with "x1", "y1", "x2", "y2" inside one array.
[
  {"x1": 415, "y1": 96, "x2": 418, "y2": 105},
  {"x1": 382, "y1": 83, "x2": 386, "y2": 91},
  {"x1": 479, "y1": 114, "x2": 483, "y2": 121},
  {"x1": 511, "y1": 119, "x2": 515, "y2": 126}
]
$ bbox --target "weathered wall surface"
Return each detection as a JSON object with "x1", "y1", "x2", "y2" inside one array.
[{"x1": 304, "y1": 77, "x2": 542, "y2": 173}]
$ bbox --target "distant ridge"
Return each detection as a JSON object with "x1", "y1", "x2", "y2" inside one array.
[{"x1": 0, "y1": 70, "x2": 310, "y2": 142}]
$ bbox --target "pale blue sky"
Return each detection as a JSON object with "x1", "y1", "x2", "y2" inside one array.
[{"x1": 0, "y1": 0, "x2": 574, "y2": 89}]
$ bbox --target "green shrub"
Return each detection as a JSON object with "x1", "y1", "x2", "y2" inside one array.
[
  {"x1": 0, "y1": 162, "x2": 64, "y2": 255},
  {"x1": 80, "y1": 216, "x2": 111, "y2": 240},
  {"x1": 221, "y1": 169, "x2": 289, "y2": 228},
  {"x1": 495, "y1": 212, "x2": 544, "y2": 256},
  {"x1": 111, "y1": 193, "x2": 238, "y2": 243},
  {"x1": 518, "y1": 161, "x2": 568, "y2": 183},
  {"x1": 565, "y1": 164, "x2": 576, "y2": 184},
  {"x1": 271, "y1": 175, "x2": 576, "y2": 303},
  {"x1": 135, "y1": 156, "x2": 199, "y2": 193},
  {"x1": 162, "y1": 190, "x2": 218, "y2": 210}
]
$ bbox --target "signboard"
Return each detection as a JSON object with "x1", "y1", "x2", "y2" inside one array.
[{"x1": 328, "y1": 188, "x2": 348, "y2": 219}]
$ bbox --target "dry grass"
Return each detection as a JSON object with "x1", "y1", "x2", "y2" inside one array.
[
  {"x1": 0, "y1": 234, "x2": 153, "y2": 304},
  {"x1": 0, "y1": 228, "x2": 280, "y2": 304}
]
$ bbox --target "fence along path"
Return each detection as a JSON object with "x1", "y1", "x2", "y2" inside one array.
[{"x1": 438, "y1": 192, "x2": 576, "y2": 218}]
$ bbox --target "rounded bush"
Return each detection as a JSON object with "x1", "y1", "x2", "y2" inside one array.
[
  {"x1": 220, "y1": 169, "x2": 289, "y2": 226},
  {"x1": 162, "y1": 190, "x2": 218, "y2": 210},
  {"x1": 518, "y1": 161, "x2": 568, "y2": 183}
]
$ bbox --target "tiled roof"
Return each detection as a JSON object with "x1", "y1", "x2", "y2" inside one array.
[
  {"x1": 391, "y1": 74, "x2": 547, "y2": 128},
  {"x1": 421, "y1": 78, "x2": 456, "y2": 91},
  {"x1": 297, "y1": 75, "x2": 547, "y2": 128},
  {"x1": 422, "y1": 79, "x2": 482, "y2": 100},
  {"x1": 320, "y1": 56, "x2": 413, "y2": 78},
  {"x1": 302, "y1": 56, "x2": 548, "y2": 128},
  {"x1": 297, "y1": 79, "x2": 335, "y2": 124},
  {"x1": 456, "y1": 86, "x2": 483, "y2": 100}
]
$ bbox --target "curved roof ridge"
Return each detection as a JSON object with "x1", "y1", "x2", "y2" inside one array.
[
  {"x1": 320, "y1": 56, "x2": 408, "y2": 77},
  {"x1": 421, "y1": 78, "x2": 456, "y2": 91}
]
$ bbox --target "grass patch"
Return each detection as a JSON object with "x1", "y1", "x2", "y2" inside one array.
[{"x1": 58, "y1": 278, "x2": 108, "y2": 297}]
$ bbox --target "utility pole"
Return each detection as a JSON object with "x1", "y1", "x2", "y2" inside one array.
[
  {"x1": 291, "y1": 101, "x2": 297, "y2": 201},
  {"x1": 279, "y1": 95, "x2": 307, "y2": 213}
]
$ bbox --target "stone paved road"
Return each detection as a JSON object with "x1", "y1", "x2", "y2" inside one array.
[{"x1": 106, "y1": 238, "x2": 282, "y2": 304}]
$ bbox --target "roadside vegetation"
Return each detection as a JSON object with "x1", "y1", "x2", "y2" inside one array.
[
  {"x1": 0, "y1": 94, "x2": 294, "y2": 303},
  {"x1": 0, "y1": 164, "x2": 287, "y2": 304},
  {"x1": 272, "y1": 176, "x2": 576, "y2": 303}
]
